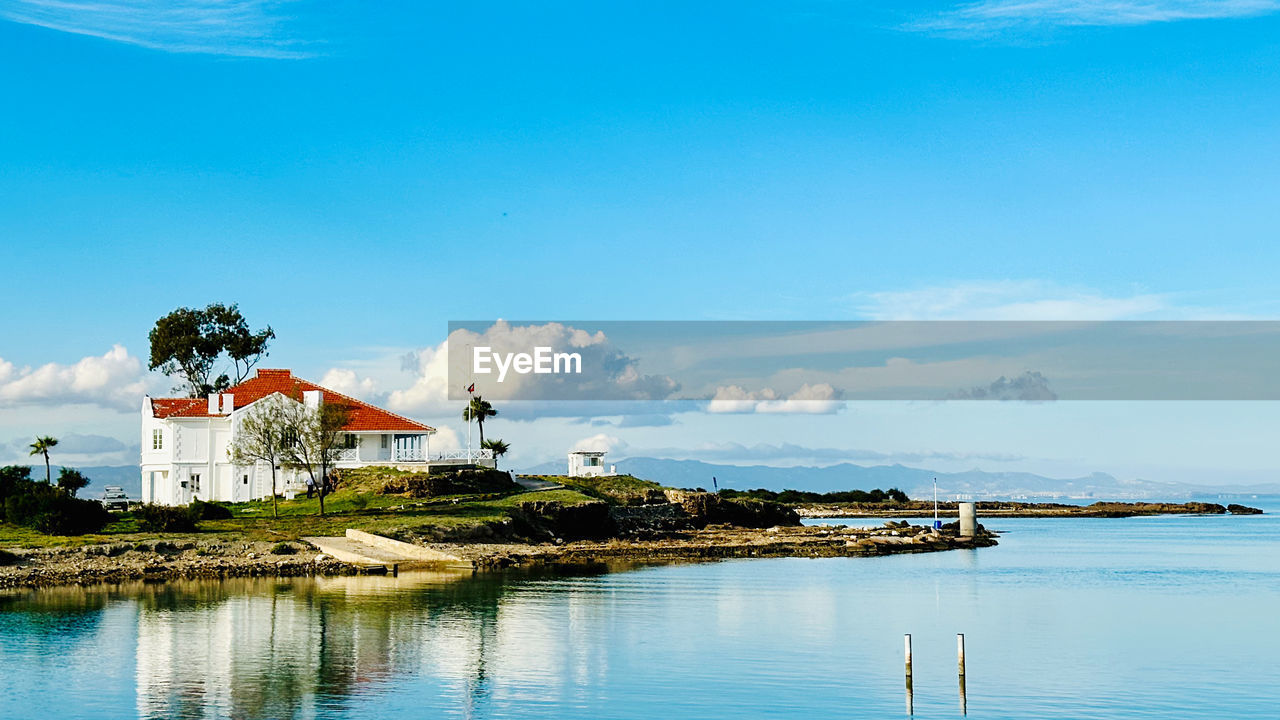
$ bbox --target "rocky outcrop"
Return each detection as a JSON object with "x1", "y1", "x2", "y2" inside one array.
[
  {"x1": 377, "y1": 469, "x2": 518, "y2": 498},
  {"x1": 663, "y1": 490, "x2": 800, "y2": 529},
  {"x1": 1227, "y1": 503, "x2": 1264, "y2": 515},
  {"x1": 512, "y1": 500, "x2": 615, "y2": 541}
]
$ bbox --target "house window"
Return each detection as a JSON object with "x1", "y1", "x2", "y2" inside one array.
[
  {"x1": 243, "y1": 475, "x2": 249, "y2": 485},
  {"x1": 281, "y1": 428, "x2": 298, "y2": 447},
  {"x1": 191, "y1": 474, "x2": 201, "y2": 492},
  {"x1": 343, "y1": 434, "x2": 357, "y2": 449},
  {"x1": 381, "y1": 434, "x2": 388, "y2": 449},
  {"x1": 152, "y1": 428, "x2": 163, "y2": 450}
]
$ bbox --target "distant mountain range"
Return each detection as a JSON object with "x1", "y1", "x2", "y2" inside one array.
[
  {"x1": 14, "y1": 459, "x2": 1278, "y2": 503},
  {"x1": 8, "y1": 465, "x2": 144, "y2": 499},
  {"x1": 523, "y1": 457, "x2": 1280, "y2": 501}
]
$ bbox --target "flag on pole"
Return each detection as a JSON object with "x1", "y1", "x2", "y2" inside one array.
[{"x1": 466, "y1": 383, "x2": 475, "y2": 394}]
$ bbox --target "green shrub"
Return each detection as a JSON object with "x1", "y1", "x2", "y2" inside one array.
[
  {"x1": 189, "y1": 499, "x2": 233, "y2": 520},
  {"x1": 270, "y1": 542, "x2": 298, "y2": 555},
  {"x1": 3, "y1": 483, "x2": 112, "y2": 535},
  {"x1": 348, "y1": 494, "x2": 369, "y2": 510},
  {"x1": 133, "y1": 504, "x2": 199, "y2": 533}
]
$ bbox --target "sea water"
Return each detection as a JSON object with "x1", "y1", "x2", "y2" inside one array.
[{"x1": 2, "y1": 501, "x2": 1278, "y2": 719}]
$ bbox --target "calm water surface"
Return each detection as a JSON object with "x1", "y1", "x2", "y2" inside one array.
[{"x1": 3, "y1": 503, "x2": 1278, "y2": 719}]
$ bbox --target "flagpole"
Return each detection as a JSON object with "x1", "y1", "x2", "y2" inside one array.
[{"x1": 466, "y1": 344, "x2": 473, "y2": 465}]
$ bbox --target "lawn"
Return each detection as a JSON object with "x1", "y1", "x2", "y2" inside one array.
[{"x1": 0, "y1": 487, "x2": 598, "y2": 549}]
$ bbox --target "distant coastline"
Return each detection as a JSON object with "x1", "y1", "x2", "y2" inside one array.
[{"x1": 798, "y1": 500, "x2": 1264, "y2": 518}]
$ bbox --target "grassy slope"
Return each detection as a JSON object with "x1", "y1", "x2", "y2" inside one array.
[
  {"x1": 528, "y1": 474, "x2": 667, "y2": 504},
  {"x1": 0, "y1": 486, "x2": 596, "y2": 549}
]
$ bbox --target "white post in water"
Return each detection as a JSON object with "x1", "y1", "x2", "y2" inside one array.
[
  {"x1": 905, "y1": 633, "x2": 913, "y2": 677},
  {"x1": 933, "y1": 478, "x2": 940, "y2": 530},
  {"x1": 959, "y1": 502, "x2": 977, "y2": 538},
  {"x1": 905, "y1": 633, "x2": 914, "y2": 715},
  {"x1": 958, "y1": 633, "x2": 967, "y2": 715}
]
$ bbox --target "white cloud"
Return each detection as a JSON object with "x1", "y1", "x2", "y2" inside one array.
[
  {"x1": 852, "y1": 280, "x2": 1171, "y2": 320},
  {"x1": 949, "y1": 370, "x2": 1059, "y2": 401},
  {"x1": 0, "y1": 345, "x2": 149, "y2": 412},
  {"x1": 387, "y1": 322, "x2": 680, "y2": 419},
  {"x1": 571, "y1": 433, "x2": 628, "y2": 453},
  {"x1": 0, "y1": 0, "x2": 317, "y2": 59},
  {"x1": 909, "y1": 0, "x2": 1280, "y2": 34},
  {"x1": 448, "y1": 320, "x2": 679, "y2": 403},
  {"x1": 319, "y1": 368, "x2": 382, "y2": 403},
  {"x1": 708, "y1": 383, "x2": 843, "y2": 414},
  {"x1": 387, "y1": 342, "x2": 454, "y2": 415},
  {"x1": 427, "y1": 425, "x2": 463, "y2": 452}
]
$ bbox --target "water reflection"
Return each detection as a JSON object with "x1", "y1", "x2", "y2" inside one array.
[{"x1": 2, "y1": 567, "x2": 621, "y2": 720}]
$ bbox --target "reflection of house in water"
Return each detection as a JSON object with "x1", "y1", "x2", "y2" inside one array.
[{"x1": 131, "y1": 571, "x2": 614, "y2": 719}]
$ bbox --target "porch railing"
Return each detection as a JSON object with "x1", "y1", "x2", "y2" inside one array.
[
  {"x1": 393, "y1": 448, "x2": 426, "y2": 462},
  {"x1": 433, "y1": 449, "x2": 494, "y2": 462}
]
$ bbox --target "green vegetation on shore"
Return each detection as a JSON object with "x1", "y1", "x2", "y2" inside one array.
[
  {"x1": 0, "y1": 465, "x2": 600, "y2": 550},
  {"x1": 719, "y1": 487, "x2": 910, "y2": 504}
]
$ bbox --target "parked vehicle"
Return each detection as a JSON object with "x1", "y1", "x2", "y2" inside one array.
[{"x1": 100, "y1": 486, "x2": 130, "y2": 511}]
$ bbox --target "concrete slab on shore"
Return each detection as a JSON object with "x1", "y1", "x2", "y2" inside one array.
[{"x1": 303, "y1": 530, "x2": 473, "y2": 569}]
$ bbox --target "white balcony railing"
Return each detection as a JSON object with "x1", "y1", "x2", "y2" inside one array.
[
  {"x1": 334, "y1": 448, "x2": 358, "y2": 462},
  {"x1": 433, "y1": 449, "x2": 494, "y2": 463},
  {"x1": 393, "y1": 448, "x2": 426, "y2": 462}
]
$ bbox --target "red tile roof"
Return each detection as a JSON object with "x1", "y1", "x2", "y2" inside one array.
[
  {"x1": 148, "y1": 369, "x2": 434, "y2": 433},
  {"x1": 151, "y1": 398, "x2": 216, "y2": 419}
]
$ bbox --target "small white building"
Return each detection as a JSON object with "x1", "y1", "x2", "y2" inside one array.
[
  {"x1": 140, "y1": 369, "x2": 440, "y2": 505},
  {"x1": 567, "y1": 450, "x2": 616, "y2": 478}
]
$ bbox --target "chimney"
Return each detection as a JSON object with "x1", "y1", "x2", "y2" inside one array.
[
  {"x1": 303, "y1": 390, "x2": 322, "y2": 409},
  {"x1": 208, "y1": 393, "x2": 219, "y2": 415},
  {"x1": 220, "y1": 393, "x2": 234, "y2": 414}
]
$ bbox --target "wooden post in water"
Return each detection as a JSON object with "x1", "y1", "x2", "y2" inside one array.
[
  {"x1": 905, "y1": 633, "x2": 914, "y2": 715},
  {"x1": 958, "y1": 633, "x2": 967, "y2": 715}
]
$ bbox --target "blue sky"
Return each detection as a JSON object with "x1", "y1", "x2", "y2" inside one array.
[{"x1": 2, "y1": 1, "x2": 1279, "y2": 485}]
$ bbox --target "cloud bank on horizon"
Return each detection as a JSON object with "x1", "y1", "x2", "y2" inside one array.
[{"x1": 0, "y1": 345, "x2": 151, "y2": 412}]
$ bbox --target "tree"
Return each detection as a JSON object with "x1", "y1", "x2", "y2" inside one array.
[
  {"x1": 56, "y1": 468, "x2": 90, "y2": 497},
  {"x1": 463, "y1": 396, "x2": 498, "y2": 447},
  {"x1": 207, "y1": 303, "x2": 276, "y2": 384},
  {"x1": 229, "y1": 395, "x2": 290, "y2": 518},
  {"x1": 282, "y1": 399, "x2": 350, "y2": 516},
  {"x1": 149, "y1": 303, "x2": 274, "y2": 397},
  {"x1": 28, "y1": 436, "x2": 58, "y2": 484},
  {"x1": 481, "y1": 438, "x2": 509, "y2": 469}
]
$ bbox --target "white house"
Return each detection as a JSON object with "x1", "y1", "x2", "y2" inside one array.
[
  {"x1": 140, "y1": 369, "x2": 440, "y2": 505},
  {"x1": 567, "y1": 450, "x2": 616, "y2": 478}
]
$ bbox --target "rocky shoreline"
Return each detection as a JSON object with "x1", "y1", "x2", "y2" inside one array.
[
  {"x1": 0, "y1": 522, "x2": 997, "y2": 590},
  {"x1": 0, "y1": 539, "x2": 375, "y2": 590},
  {"x1": 446, "y1": 522, "x2": 998, "y2": 569}
]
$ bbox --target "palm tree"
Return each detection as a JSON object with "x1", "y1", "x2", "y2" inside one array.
[
  {"x1": 463, "y1": 396, "x2": 498, "y2": 447},
  {"x1": 482, "y1": 438, "x2": 510, "y2": 469},
  {"x1": 28, "y1": 436, "x2": 58, "y2": 484}
]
